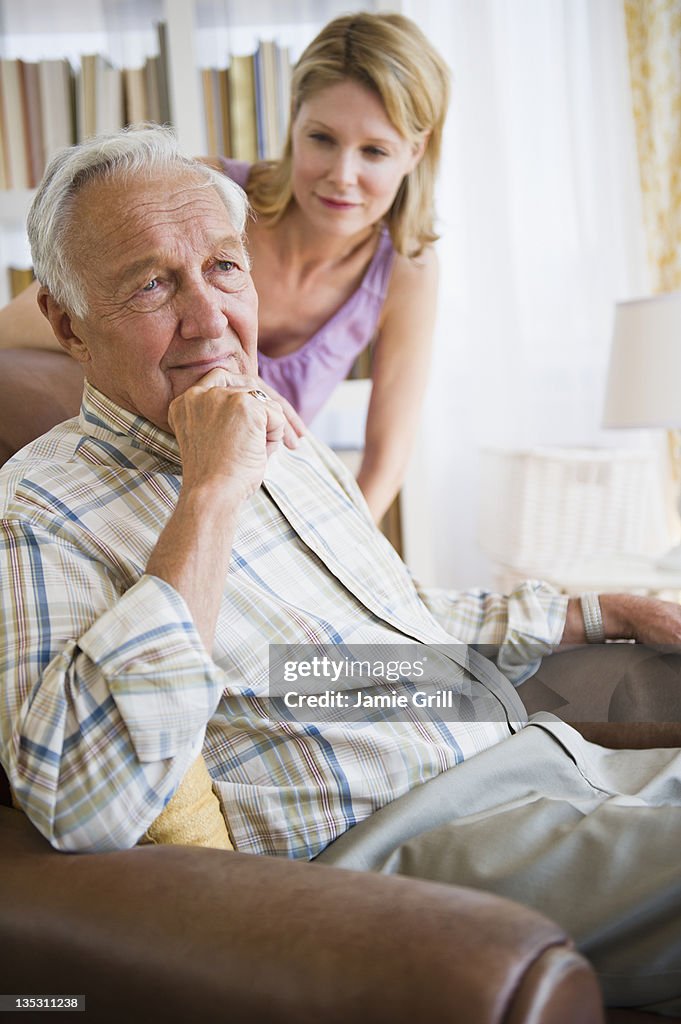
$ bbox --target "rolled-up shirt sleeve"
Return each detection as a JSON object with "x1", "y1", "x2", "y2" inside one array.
[
  {"x1": 0, "y1": 518, "x2": 224, "y2": 853},
  {"x1": 417, "y1": 579, "x2": 569, "y2": 685}
]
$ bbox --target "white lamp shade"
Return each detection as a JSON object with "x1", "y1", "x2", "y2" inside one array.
[{"x1": 603, "y1": 291, "x2": 681, "y2": 428}]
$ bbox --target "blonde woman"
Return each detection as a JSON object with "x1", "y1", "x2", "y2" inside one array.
[{"x1": 0, "y1": 12, "x2": 450, "y2": 522}]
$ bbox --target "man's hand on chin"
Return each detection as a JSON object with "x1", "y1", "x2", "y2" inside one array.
[
  {"x1": 168, "y1": 367, "x2": 287, "y2": 503},
  {"x1": 254, "y1": 379, "x2": 305, "y2": 450},
  {"x1": 175, "y1": 366, "x2": 304, "y2": 451}
]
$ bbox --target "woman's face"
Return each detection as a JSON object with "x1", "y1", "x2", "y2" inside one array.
[{"x1": 290, "y1": 79, "x2": 424, "y2": 238}]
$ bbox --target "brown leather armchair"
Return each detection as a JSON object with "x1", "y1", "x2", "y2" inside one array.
[
  {"x1": 0, "y1": 347, "x2": 679, "y2": 1024},
  {"x1": 0, "y1": 779, "x2": 602, "y2": 1024},
  {"x1": 3, "y1": 733, "x2": 680, "y2": 1024}
]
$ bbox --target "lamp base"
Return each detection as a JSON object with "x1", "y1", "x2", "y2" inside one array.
[{"x1": 655, "y1": 543, "x2": 681, "y2": 572}]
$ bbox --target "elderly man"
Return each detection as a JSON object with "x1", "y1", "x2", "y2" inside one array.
[{"x1": 2, "y1": 126, "x2": 681, "y2": 1015}]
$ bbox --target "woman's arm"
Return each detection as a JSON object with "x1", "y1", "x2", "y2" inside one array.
[
  {"x1": 357, "y1": 247, "x2": 439, "y2": 522},
  {"x1": 0, "y1": 280, "x2": 63, "y2": 351}
]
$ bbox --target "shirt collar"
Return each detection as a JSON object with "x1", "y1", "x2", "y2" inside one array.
[{"x1": 79, "y1": 381, "x2": 182, "y2": 466}]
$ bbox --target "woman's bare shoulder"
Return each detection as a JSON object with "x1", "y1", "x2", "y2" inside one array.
[
  {"x1": 383, "y1": 245, "x2": 439, "y2": 318},
  {"x1": 390, "y1": 244, "x2": 439, "y2": 283}
]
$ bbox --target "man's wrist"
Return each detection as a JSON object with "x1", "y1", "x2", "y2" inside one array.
[
  {"x1": 598, "y1": 593, "x2": 636, "y2": 642},
  {"x1": 179, "y1": 477, "x2": 253, "y2": 511}
]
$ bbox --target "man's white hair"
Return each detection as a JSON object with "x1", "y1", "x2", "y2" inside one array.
[{"x1": 27, "y1": 124, "x2": 249, "y2": 318}]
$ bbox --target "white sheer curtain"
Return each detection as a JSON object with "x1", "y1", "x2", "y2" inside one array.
[{"x1": 400, "y1": 0, "x2": 651, "y2": 587}]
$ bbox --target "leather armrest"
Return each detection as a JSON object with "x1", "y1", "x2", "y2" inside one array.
[
  {"x1": 524, "y1": 646, "x2": 681, "y2": 744},
  {"x1": 0, "y1": 348, "x2": 83, "y2": 464},
  {"x1": 0, "y1": 807, "x2": 603, "y2": 1024},
  {"x1": 572, "y1": 721, "x2": 681, "y2": 749}
]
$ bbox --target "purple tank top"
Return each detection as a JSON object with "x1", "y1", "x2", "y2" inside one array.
[{"x1": 220, "y1": 158, "x2": 396, "y2": 425}]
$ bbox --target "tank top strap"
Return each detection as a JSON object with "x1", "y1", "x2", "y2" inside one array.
[{"x1": 360, "y1": 227, "x2": 396, "y2": 301}]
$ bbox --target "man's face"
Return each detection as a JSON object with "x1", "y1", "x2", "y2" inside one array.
[{"x1": 58, "y1": 170, "x2": 258, "y2": 432}]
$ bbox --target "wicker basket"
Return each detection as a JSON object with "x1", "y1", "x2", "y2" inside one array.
[{"x1": 478, "y1": 446, "x2": 669, "y2": 577}]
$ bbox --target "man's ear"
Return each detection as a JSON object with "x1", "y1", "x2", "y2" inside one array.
[{"x1": 37, "y1": 287, "x2": 91, "y2": 364}]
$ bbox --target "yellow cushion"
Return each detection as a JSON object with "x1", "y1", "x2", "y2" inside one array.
[{"x1": 139, "y1": 754, "x2": 233, "y2": 850}]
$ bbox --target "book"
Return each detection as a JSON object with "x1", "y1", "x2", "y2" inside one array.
[
  {"x1": 202, "y1": 68, "x2": 218, "y2": 154},
  {"x1": 19, "y1": 60, "x2": 44, "y2": 187},
  {"x1": 156, "y1": 21, "x2": 171, "y2": 125},
  {"x1": 213, "y1": 68, "x2": 228, "y2": 155},
  {"x1": 98, "y1": 64, "x2": 123, "y2": 134},
  {"x1": 145, "y1": 54, "x2": 162, "y2": 125},
  {"x1": 228, "y1": 54, "x2": 257, "y2": 163},
  {"x1": 275, "y1": 44, "x2": 292, "y2": 152},
  {"x1": 201, "y1": 65, "x2": 232, "y2": 158},
  {"x1": 76, "y1": 54, "x2": 97, "y2": 140},
  {"x1": 218, "y1": 68, "x2": 231, "y2": 159},
  {"x1": 0, "y1": 64, "x2": 8, "y2": 189},
  {"x1": 0, "y1": 59, "x2": 30, "y2": 188},
  {"x1": 254, "y1": 40, "x2": 279, "y2": 160},
  {"x1": 253, "y1": 46, "x2": 265, "y2": 159},
  {"x1": 76, "y1": 54, "x2": 124, "y2": 141},
  {"x1": 123, "y1": 66, "x2": 148, "y2": 126},
  {"x1": 38, "y1": 59, "x2": 74, "y2": 164},
  {"x1": 77, "y1": 54, "x2": 94, "y2": 141},
  {"x1": 8, "y1": 265, "x2": 34, "y2": 298}
]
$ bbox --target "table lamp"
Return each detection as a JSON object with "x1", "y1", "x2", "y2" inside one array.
[{"x1": 603, "y1": 291, "x2": 681, "y2": 570}]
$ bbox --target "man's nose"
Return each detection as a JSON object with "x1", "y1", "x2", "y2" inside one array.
[{"x1": 176, "y1": 279, "x2": 225, "y2": 340}]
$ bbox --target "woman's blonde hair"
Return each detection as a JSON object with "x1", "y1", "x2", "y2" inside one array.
[{"x1": 247, "y1": 12, "x2": 450, "y2": 258}]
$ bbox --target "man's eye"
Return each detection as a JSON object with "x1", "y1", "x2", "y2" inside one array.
[
  {"x1": 215, "y1": 260, "x2": 236, "y2": 272},
  {"x1": 141, "y1": 279, "x2": 159, "y2": 292}
]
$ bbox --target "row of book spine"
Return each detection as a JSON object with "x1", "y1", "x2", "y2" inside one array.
[
  {"x1": 0, "y1": 32, "x2": 292, "y2": 191},
  {"x1": 0, "y1": 24, "x2": 171, "y2": 191},
  {"x1": 202, "y1": 40, "x2": 292, "y2": 163},
  {"x1": 7, "y1": 266, "x2": 34, "y2": 298}
]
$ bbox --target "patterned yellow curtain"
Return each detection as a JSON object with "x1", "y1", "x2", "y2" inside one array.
[
  {"x1": 625, "y1": 1, "x2": 681, "y2": 544},
  {"x1": 624, "y1": 0, "x2": 681, "y2": 291}
]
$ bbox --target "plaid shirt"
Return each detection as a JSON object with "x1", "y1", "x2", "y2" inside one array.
[{"x1": 0, "y1": 384, "x2": 567, "y2": 856}]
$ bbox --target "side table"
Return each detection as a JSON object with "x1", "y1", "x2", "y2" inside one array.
[{"x1": 540, "y1": 554, "x2": 681, "y2": 598}]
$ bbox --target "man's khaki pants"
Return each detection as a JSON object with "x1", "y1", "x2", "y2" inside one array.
[{"x1": 319, "y1": 714, "x2": 681, "y2": 1016}]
